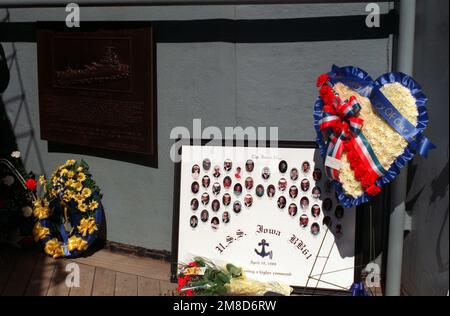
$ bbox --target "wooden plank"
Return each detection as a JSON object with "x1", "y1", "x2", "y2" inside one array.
[
  {"x1": 137, "y1": 276, "x2": 160, "y2": 296},
  {"x1": 159, "y1": 280, "x2": 178, "y2": 296},
  {"x1": 69, "y1": 262, "x2": 95, "y2": 296},
  {"x1": 25, "y1": 254, "x2": 56, "y2": 296},
  {"x1": 72, "y1": 249, "x2": 170, "y2": 281},
  {"x1": 47, "y1": 260, "x2": 71, "y2": 296},
  {"x1": 0, "y1": 248, "x2": 19, "y2": 295},
  {"x1": 92, "y1": 267, "x2": 116, "y2": 296},
  {"x1": 114, "y1": 272, "x2": 137, "y2": 296},
  {"x1": 2, "y1": 249, "x2": 39, "y2": 296}
]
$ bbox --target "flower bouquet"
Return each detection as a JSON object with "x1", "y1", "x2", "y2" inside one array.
[
  {"x1": 177, "y1": 257, "x2": 292, "y2": 296},
  {"x1": 33, "y1": 159, "x2": 103, "y2": 258},
  {"x1": 0, "y1": 152, "x2": 36, "y2": 247},
  {"x1": 314, "y1": 65, "x2": 434, "y2": 207}
]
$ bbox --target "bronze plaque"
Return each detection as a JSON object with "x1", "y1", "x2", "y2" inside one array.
[{"x1": 37, "y1": 22, "x2": 156, "y2": 166}]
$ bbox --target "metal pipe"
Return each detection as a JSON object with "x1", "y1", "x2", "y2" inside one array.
[{"x1": 385, "y1": 0, "x2": 416, "y2": 296}]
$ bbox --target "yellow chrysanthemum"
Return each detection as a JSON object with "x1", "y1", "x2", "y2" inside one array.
[
  {"x1": 67, "y1": 236, "x2": 88, "y2": 252},
  {"x1": 33, "y1": 222, "x2": 50, "y2": 241},
  {"x1": 67, "y1": 171, "x2": 75, "y2": 179},
  {"x1": 65, "y1": 179, "x2": 75, "y2": 187},
  {"x1": 89, "y1": 200, "x2": 99, "y2": 211},
  {"x1": 71, "y1": 181, "x2": 83, "y2": 192},
  {"x1": 67, "y1": 190, "x2": 75, "y2": 199},
  {"x1": 65, "y1": 159, "x2": 76, "y2": 166},
  {"x1": 74, "y1": 193, "x2": 85, "y2": 205},
  {"x1": 77, "y1": 172, "x2": 86, "y2": 182},
  {"x1": 44, "y1": 238, "x2": 64, "y2": 259},
  {"x1": 78, "y1": 217, "x2": 98, "y2": 236},
  {"x1": 81, "y1": 188, "x2": 92, "y2": 199},
  {"x1": 39, "y1": 175, "x2": 46, "y2": 185},
  {"x1": 78, "y1": 203, "x2": 88, "y2": 213},
  {"x1": 60, "y1": 168, "x2": 68, "y2": 176},
  {"x1": 77, "y1": 166, "x2": 83, "y2": 172}
]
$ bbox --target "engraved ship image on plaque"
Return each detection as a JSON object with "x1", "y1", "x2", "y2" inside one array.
[{"x1": 54, "y1": 46, "x2": 131, "y2": 87}]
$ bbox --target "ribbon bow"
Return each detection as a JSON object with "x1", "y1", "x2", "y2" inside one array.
[
  {"x1": 33, "y1": 222, "x2": 50, "y2": 242},
  {"x1": 77, "y1": 217, "x2": 98, "y2": 237},
  {"x1": 44, "y1": 238, "x2": 64, "y2": 259},
  {"x1": 318, "y1": 77, "x2": 387, "y2": 195},
  {"x1": 67, "y1": 235, "x2": 88, "y2": 252}
]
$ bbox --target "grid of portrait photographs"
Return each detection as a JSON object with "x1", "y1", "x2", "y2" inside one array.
[
  {"x1": 186, "y1": 151, "x2": 346, "y2": 238},
  {"x1": 176, "y1": 144, "x2": 356, "y2": 290}
]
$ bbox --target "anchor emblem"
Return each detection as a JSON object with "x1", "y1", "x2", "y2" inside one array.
[{"x1": 254, "y1": 239, "x2": 273, "y2": 259}]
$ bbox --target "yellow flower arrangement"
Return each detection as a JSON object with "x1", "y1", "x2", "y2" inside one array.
[{"x1": 33, "y1": 159, "x2": 102, "y2": 258}]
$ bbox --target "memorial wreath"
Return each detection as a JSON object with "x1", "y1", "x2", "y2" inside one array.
[
  {"x1": 32, "y1": 159, "x2": 103, "y2": 258},
  {"x1": 314, "y1": 65, "x2": 434, "y2": 207}
]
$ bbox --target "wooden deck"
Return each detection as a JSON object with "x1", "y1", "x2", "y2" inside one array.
[{"x1": 0, "y1": 246, "x2": 177, "y2": 296}]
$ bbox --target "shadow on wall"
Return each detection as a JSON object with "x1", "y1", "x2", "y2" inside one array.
[
  {"x1": 406, "y1": 158, "x2": 450, "y2": 274},
  {"x1": 0, "y1": 11, "x2": 46, "y2": 177}
]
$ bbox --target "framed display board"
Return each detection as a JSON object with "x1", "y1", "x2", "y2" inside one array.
[
  {"x1": 37, "y1": 22, "x2": 157, "y2": 167},
  {"x1": 171, "y1": 140, "x2": 362, "y2": 295}
]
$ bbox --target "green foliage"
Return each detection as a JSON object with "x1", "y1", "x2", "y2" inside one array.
[
  {"x1": 226, "y1": 263, "x2": 243, "y2": 278},
  {"x1": 181, "y1": 258, "x2": 238, "y2": 296}
]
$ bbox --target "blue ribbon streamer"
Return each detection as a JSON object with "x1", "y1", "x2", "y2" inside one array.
[
  {"x1": 350, "y1": 282, "x2": 369, "y2": 296},
  {"x1": 328, "y1": 65, "x2": 435, "y2": 157}
]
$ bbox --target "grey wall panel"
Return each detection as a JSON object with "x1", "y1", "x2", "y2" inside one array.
[{"x1": 235, "y1": 39, "x2": 391, "y2": 141}]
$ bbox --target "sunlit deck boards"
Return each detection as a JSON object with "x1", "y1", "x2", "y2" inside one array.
[{"x1": 0, "y1": 247, "x2": 176, "y2": 296}]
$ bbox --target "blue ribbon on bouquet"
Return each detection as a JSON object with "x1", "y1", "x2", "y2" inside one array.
[{"x1": 328, "y1": 65, "x2": 436, "y2": 158}]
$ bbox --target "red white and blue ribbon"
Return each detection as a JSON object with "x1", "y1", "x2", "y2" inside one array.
[
  {"x1": 329, "y1": 65, "x2": 436, "y2": 157},
  {"x1": 319, "y1": 87, "x2": 387, "y2": 182}
]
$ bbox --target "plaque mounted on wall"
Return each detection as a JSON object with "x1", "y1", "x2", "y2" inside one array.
[{"x1": 37, "y1": 22, "x2": 157, "y2": 167}]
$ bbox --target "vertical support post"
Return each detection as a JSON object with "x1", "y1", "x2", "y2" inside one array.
[{"x1": 385, "y1": 0, "x2": 416, "y2": 297}]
